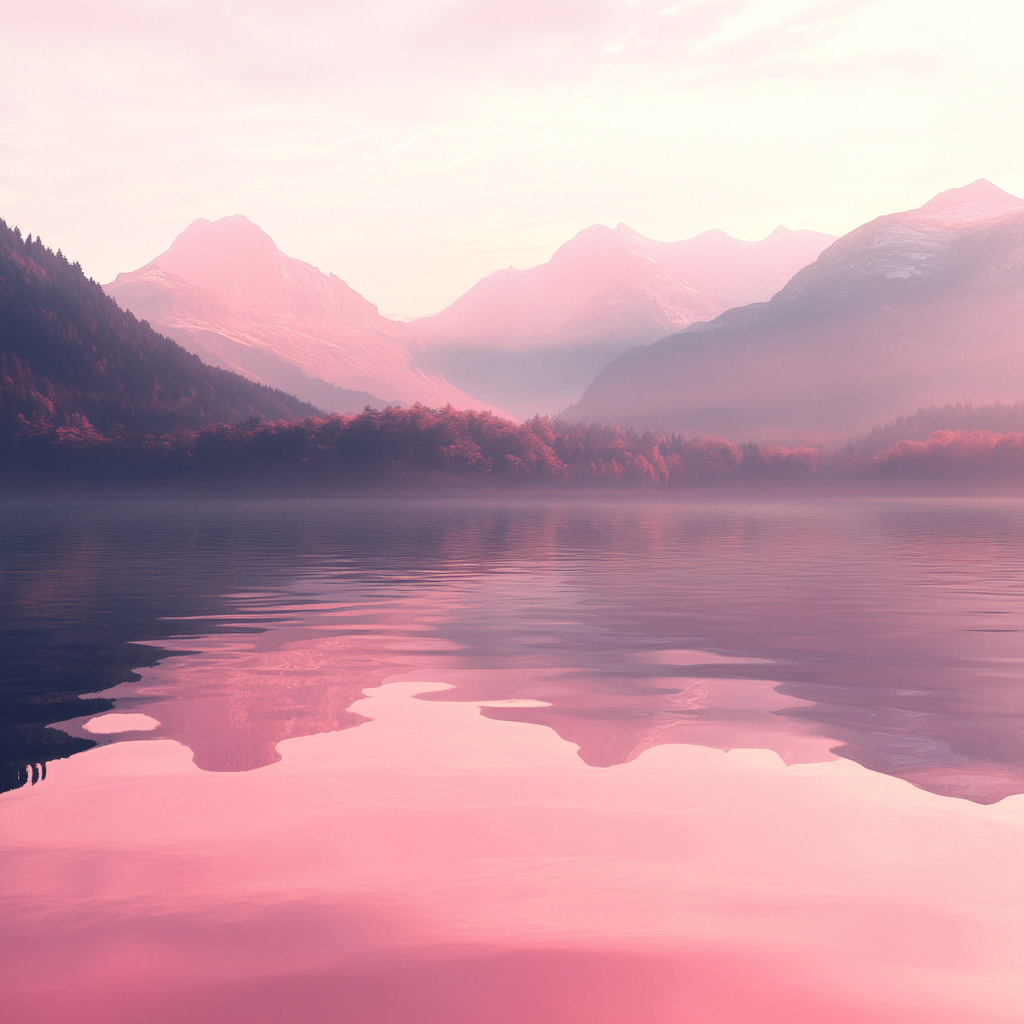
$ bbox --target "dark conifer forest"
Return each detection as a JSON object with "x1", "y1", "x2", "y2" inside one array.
[{"x1": 0, "y1": 219, "x2": 317, "y2": 441}]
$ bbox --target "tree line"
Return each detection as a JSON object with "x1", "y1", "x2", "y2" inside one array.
[{"x1": 4, "y1": 403, "x2": 1021, "y2": 488}]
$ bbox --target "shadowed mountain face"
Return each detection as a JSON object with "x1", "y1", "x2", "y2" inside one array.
[
  {"x1": 566, "y1": 181, "x2": 1024, "y2": 443},
  {"x1": 0, "y1": 221, "x2": 317, "y2": 438},
  {"x1": 105, "y1": 217, "x2": 498, "y2": 414},
  {"x1": 410, "y1": 224, "x2": 834, "y2": 418}
]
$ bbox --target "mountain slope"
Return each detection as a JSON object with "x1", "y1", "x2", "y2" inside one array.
[
  {"x1": 410, "y1": 223, "x2": 835, "y2": 417},
  {"x1": 105, "y1": 217, "x2": 496, "y2": 414},
  {"x1": 565, "y1": 181, "x2": 1024, "y2": 442},
  {"x1": 0, "y1": 220, "x2": 318, "y2": 438}
]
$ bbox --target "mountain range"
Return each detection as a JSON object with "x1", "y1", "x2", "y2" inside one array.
[
  {"x1": 105, "y1": 217, "x2": 491, "y2": 415},
  {"x1": 409, "y1": 223, "x2": 835, "y2": 416},
  {"x1": 9, "y1": 179, "x2": 1022, "y2": 447},
  {"x1": 565, "y1": 180, "x2": 1024, "y2": 441},
  {"x1": 105, "y1": 217, "x2": 835, "y2": 419}
]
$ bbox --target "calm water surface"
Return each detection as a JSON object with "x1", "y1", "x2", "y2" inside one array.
[{"x1": 1, "y1": 496, "x2": 1022, "y2": 1023}]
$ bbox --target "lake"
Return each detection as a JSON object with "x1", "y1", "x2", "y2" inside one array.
[{"x1": 1, "y1": 495, "x2": 1022, "y2": 1023}]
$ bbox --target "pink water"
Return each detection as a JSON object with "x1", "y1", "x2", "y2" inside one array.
[{"x1": 2, "y1": 497, "x2": 1022, "y2": 1022}]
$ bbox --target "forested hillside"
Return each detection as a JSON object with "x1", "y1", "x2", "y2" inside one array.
[
  {"x1": 854, "y1": 403, "x2": 1024, "y2": 454},
  {"x1": 0, "y1": 220, "x2": 317, "y2": 441}
]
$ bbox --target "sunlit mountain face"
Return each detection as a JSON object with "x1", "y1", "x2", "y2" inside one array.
[
  {"x1": 104, "y1": 216, "x2": 501, "y2": 415},
  {"x1": 566, "y1": 181, "x2": 1024, "y2": 442}
]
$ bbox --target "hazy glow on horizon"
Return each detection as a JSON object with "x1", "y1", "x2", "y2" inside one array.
[{"x1": 2, "y1": 0, "x2": 1022, "y2": 318}]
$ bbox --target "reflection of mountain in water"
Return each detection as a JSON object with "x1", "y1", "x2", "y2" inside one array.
[
  {"x1": 79, "y1": 630, "x2": 413, "y2": 773},
  {"x1": 480, "y1": 671, "x2": 840, "y2": 769},
  {"x1": 3, "y1": 497, "x2": 1021, "y2": 803}
]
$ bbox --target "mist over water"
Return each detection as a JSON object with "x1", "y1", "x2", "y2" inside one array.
[{"x1": 2, "y1": 496, "x2": 1022, "y2": 1023}]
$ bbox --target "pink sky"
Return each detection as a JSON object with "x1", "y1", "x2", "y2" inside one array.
[{"x1": 2, "y1": 0, "x2": 1023, "y2": 318}]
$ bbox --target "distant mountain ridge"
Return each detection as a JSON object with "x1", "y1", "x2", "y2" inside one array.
[
  {"x1": 565, "y1": 180, "x2": 1024, "y2": 441},
  {"x1": 410, "y1": 222, "x2": 835, "y2": 417},
  {"x1": 0, "y1": 220, "x2": 317, "y2": 439},
  {"x1": 107, "y1": 216, "x2": 835, "y2": 421},
  {"x1": 105, "y1": 216, "x2": 496, "y2": 414}
]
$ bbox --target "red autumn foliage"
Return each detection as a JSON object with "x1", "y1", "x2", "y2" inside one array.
[
  {"x1": 873, "y1": 430, "x2": 1024, "y2": 477},
  {"x1": 3, "y1": 404, "x2": 1021, "y2": 490}
]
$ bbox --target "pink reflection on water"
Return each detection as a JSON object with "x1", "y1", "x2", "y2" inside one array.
[
  {"x1": 57, "y1": 580, "x2": 1024, "y2": 804},
  {"x1": 3, "y1": 680, "x2": 1022, "y2": 1023},
  {"x1": 76, "y1": 631, "x2": 408, "y2": 772},
  {"x1": 411, "y1": 665, "x2": 840, "y2": 768}
]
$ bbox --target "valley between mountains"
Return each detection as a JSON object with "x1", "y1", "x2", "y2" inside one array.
[
  {"x1": 101, "y1": 180, "x2": 1023, "y2": 442},
  {"x1": 104, "y1": 212, "x2": 836, "y2": 421}
]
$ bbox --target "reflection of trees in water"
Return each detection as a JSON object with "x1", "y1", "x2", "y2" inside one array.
[
  {"x1": 0, "y1": 634, "x2": 174, "y2": 794},
  {"x1": 3, "y1": 497, "x2": 1021, "y2": 802}
]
